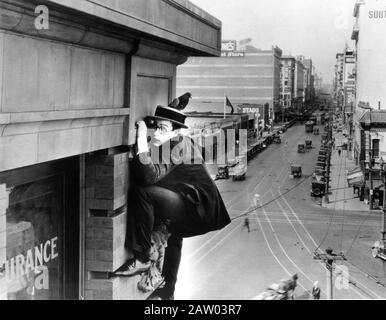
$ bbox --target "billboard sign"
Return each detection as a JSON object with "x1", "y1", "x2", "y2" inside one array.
[
  {"x1": 221, "y1": 51, "x2": 245, "y2": 57},
  {"x1": 221, "y1": 40, "x2": 237, "y2": 52},
  {"x1": 221, "y1": 40, "x2": 246, "y2": 57}
]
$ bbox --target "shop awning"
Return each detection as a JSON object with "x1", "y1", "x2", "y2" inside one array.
[{"x1": 346, "y1": 167, "x2": 364, "y2": 187}]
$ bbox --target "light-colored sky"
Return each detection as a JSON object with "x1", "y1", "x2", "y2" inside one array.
[{"x1": 190, "y1": 0, "x2": 357, "y2": 84}]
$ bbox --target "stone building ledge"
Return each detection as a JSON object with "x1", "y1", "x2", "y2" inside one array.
[
  {"x1": 45, "y1": 0, "x2": 221, "y2": 56},
  {"x1": 0, "y1": 108, "x2": 130, "y2": 125},
  {"x1": 0, "y1": 111, "x2": 128, "y2": 172}
]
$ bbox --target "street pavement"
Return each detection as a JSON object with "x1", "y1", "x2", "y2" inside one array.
[{"x1": 174, "y1": 122, "x2": 386, "y2": 300}]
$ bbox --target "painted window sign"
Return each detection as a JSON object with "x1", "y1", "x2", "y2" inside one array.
[
  {"x1": 0, "y1": 176, "x2": 63, "y2": 300},
  {"x1": 2, "y1": 237, "x2": 58, "y2": 295}
]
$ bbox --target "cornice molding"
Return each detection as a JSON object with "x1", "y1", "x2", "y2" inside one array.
[{"x1": 0, "y1": 0, "x2": 217, "y2": 63}]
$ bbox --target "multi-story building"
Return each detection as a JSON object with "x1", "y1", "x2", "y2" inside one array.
[
  {"x1": 314, "y1": 73, "x2": 323, "y2": 96},
  {"x1": 311, "y1": 66, "x2": 317, "y2": 101},
  {"x1": 344, "y1": 49, "x2": 356, "y2": 117},
  {"x1": 334, "y1": 53, "x2": 345, "y2": 114},
  {"x1": 176, "y1": 44, "x2": 283, "y2": 122},
  {"x1": 351, "y1": 0, "x2": 386, "y2": 166},
  {"x1": 301, "y1": 58, "x2": 314, "y2": 104},
  {"x1": 280, "y1": 56, "x2": 296, "y2": 110},
  {"x1": 293, "y1": 59, "x2": 306, "y2": 111},
  {"x1": 343, "y1": 48, "x2": 356, "y2": 156},
  {"x1": 279, "y1": 55, "x2": 313, "y2": 114}
]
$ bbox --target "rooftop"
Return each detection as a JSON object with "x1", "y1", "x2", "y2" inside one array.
[{"x1": 359, "y1": 110, "x2": 386, "y2": 124}]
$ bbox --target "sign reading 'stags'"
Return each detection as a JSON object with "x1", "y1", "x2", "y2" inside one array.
[
  {"x1": 1, "y1": 237, "x2": 58, "y2": 284},
  {"x1": 221, "y1": 51, "x2": 245, "y2": 57},
  {"x1": 240, "y1": 108, "x2": 260, "y2": 115}
]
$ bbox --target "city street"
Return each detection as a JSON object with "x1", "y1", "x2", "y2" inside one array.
[{"x1": 175, "y1": 123, "x2": 386, "y2": 300}]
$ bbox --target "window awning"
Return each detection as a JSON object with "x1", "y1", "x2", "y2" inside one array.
[
  {"x1": 347, "y1": 167, "x2": 362, "y2": 175},
  {"x1": 347, "y1": 167, "x2": 364, "y2": 187}
]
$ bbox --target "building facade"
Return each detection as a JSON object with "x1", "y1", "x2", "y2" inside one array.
[
  {"x1": 334, "y1": 53, "x2": 345, "y2": 115},
  {"x1": 279, "y1": 55, "x2": 316, "y2": 119},
  {"x1": 280, "y1": 56, "x2": 296, "y2": 110},
  {"x1": 301, "y1": 58, "x2": 314, "y2": 104},
  {"x1": 351, "y1": 0, "x2": 386, "y2": 166},
  {"x1": 314, "y1": 73, "x2": 323, "y2": 96},
  {"x1": 0, "y1": 0, "x2": 221, "y2": 300},
  {"x1": 293, "y1": 59, "x2": 306, "y2": 111},
  {"x1": 176, "y1": 44, "x2": 283, "y2": 122}
]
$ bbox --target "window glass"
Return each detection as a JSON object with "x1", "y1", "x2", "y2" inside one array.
[
  {"x1": 373, "y1": 139, "x2": 380, "y2": 158},
  {"x1": 0, "y1": 176, "x2": 63, "y2": 300}
]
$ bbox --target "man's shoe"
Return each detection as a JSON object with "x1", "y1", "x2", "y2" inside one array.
[{"x1": 114, "y1": 259, "x2": 150, "y2": 277}]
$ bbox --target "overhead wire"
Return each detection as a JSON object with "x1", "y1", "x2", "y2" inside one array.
[
  {"x1": 228, "y1": 123, "x2": 309, "y2": 222},
  {"x1": 345, "y1": 259, "x2": 386, "y2": 288},
  {"x1": 344, "y1": 209, "x2": 373, "y2": 257},
  {"x1": 230, "y1": 173, "x2": 311, "y2": 222}
]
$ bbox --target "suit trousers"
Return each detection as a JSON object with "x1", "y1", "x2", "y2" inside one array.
[{"x1": 127, "y1": 185, "x2": 198, "y2": 289}]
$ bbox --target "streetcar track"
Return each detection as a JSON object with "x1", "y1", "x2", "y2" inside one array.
[
  {"x1": 184, "y1": 142, "x2": 290, "y2": 261},
  {"x1": 275, "y1": 189, "x2": 369, "y2": 299},
  {"x1": 184, "y1": 133, "x2": 297, "y2": 266},
  {"x1": 255, "y1": 127, "x2": 370, "y2": 299},
  {"x1": 278, "y1": 180, "x2": 381, "y2": 299},
  {"x1": 249, "y1": 193, "x2": 309, "y2": 296},
  {"x1": 249, "y1": 126, "x2": 369, "y2": 299},
  {"x1": 182, "y1": 124, "x2": 382, "y2": 299},
  {"x1": 259, "y1": 193, "x2": 317, "y2": 287},
  {"x1": 246, "y1": 128, "x2": 318, "y2": 297}
]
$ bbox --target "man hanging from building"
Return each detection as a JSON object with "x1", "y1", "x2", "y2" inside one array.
[{"x1": 115, "y1": 105, "x2": 231, "y2": 300}]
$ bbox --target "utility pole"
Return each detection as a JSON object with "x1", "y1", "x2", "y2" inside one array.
[
  {"x1": 369, "y1": 150, "x2": 374, "y2": 210},
  {"x1": 381, "y1": 160, "x2": 386, "y2": 250},
  {"x1": 313, "y1": 248, "x2": 346, "y2": 300},
  {"x1": 369, "y1": 108, "x2": 373, "y2": 210}
]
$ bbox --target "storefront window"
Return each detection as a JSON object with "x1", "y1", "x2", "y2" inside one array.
[{"x1": 1, "y1": 176, "x2": 64, "y2": 300}]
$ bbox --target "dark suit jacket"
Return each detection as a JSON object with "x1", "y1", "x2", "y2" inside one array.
[{"x1": 132, "y1": 135, "x2": 231, "y2": 237}]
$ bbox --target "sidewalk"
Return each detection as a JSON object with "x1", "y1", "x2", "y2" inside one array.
[{"x1": 322, "y1": 132, "x2": 369, "y2": 211}]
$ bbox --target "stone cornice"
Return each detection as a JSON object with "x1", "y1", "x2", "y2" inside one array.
[
  {"x1": 43, "y1": 0, "x2": 221, "y2": 56},
  {"x1": 162, "y1": 0, "x2": 221, "y2": 29},
  {"x1": 0, "y1": 0, "x2": 221, "y2": 63},
  {"x1": 0, "y1": 0, "x2": 138, "y2": 53},
  {"x1": 0, "y1": 108, "x2": 130, "y2": 126}
]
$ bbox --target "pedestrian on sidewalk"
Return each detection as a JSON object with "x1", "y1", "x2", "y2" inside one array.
[{"x1": 243, "y1": 216, "x2": 250, "y2": 233}]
